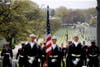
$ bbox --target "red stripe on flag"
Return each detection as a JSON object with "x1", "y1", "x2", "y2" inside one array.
[
  {"x1": 46, "y1": 36, "x2": 51, "y2": 42},
  {"x1": 46, "y1": 35, "x2": 52, "y2": 55},
  {"x1": 46, "y1": 43, "x2": 51, "y2": 48},
  {"x1": 46, "y1": 49, "x2": 52, "y2": 55}
]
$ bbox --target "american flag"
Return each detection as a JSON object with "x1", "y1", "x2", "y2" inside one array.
[{"x1": 46, "y1": 6, "x2": 52, "y2": 56}]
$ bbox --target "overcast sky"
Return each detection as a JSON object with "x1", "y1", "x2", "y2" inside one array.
[{"x1": 31, "y1": 0, "x2": 97, "y2": 9}]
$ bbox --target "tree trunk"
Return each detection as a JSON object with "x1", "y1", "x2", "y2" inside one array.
[{"x1": 97, "y1": 0, "x2": 100, "y2": 48}]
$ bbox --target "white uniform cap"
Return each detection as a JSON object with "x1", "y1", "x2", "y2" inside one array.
[
  {"x1": 73, "y1": 34, "x2": 78, "y2": 38},
  {"x1": 52, "y1": 36, "x2": 57, "y2": 40},
  {"x1": 29, "y1": 34, "x2": 36, "y2": 37}
]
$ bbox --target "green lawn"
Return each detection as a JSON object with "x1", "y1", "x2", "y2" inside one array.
[{"x1": 53, "y1": 28, "x2": 85, "y2": 46}]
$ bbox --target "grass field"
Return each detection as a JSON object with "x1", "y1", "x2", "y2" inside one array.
[
  {"x1": 53, "y1": 28, "x2": 86, "y2": 46},
  {"x1": 53, "y1": 26, "x2": 96, "y2": 47}
]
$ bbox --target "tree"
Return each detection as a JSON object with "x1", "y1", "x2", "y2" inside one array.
[
  {"x1": 55, "y1": 6, "x2": 69, "y2": 17},
  {"x1": 0, "y1": 0, "x2": 46, "y2": 47}
]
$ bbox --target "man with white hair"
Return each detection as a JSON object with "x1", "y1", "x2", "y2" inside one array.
[
  {"x1": 66, "y1": 35, "x2": 83, "y2": 67},
  {"x1": 48, "y1": 36, "x2": 61, "y2": 67},
  {"x1": 24, "y1": 34, "x2": 40, "y2": 67}
]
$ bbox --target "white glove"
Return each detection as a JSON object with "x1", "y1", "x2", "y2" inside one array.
[
  {"x1": 28, "y1": 57, "x2": 34, "y2": 64},
  {"x1": 73, "y1": 60, "x2": 78, "y2": 65},
  {"x1": 87, "y1": 58, "x2": 89, "y2": 62},
  {"x1": 76, "y1": 58, "x2": 80, "y2": 62},
  {"x1": 51, "y1": 59, "x2": 56, "y2": 62},
  {"x1": 38, "y1": 58, "x2": 41, "y2": 62},
  {"x1": 28, "y1": 59, "x2": 33, "y2": 64}
]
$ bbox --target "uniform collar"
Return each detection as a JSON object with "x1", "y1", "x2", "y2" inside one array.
[
  {"x1": 73, "y1": 41, "x2": 80, "y2": 47},
  {"x1": 30, "y1": 42, "x2": 35, "y2": 48},
  {"x1": 52, "y1": 44, "x2": 57, "y2": 49}
]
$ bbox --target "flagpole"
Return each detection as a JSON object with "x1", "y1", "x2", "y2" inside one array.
[
  {"x1": 46, "y1": 5, "x2": 50, "y2": 35},
  {"x1": 46, "y1": 5, "x2": 49, "y2": 65},
  {"x1": 44, "y1": 5, "x2": 50, "y2": 67}
]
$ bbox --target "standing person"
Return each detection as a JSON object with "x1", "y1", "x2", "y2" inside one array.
[
  {"x1": 24, "y1": 34, "x2": 40, "y2": 67},
  {"x1": 48, "y1": 36, "x2": 61, "y2": 67},
  {"x1": 66, "y1": 35, "x2": 83, "y2": 67},
  {"x1": 1, "y1": 42, "x2": 13, "y2": 67},
  {"x1": 82, "y1": 41, "x2": 89, "y2": 66},
  {"x1": 39, "y1": 43, "x2": 46, "y2": 67},
  {"x1": 16, "y1": 43, "x2": 26, "y2": 67},
  {"x1": 66, "y1": 41, "x2": 72, "y2": 67},
  {"x1": 61, "y1": 43, "x2": 67, "y2": 67},
  {"x1": 88, "y1": 41, "x2": 99, "y2": 67},
  {"x1": 37, "y1": 42, "x2": 45, "y2": 67}
]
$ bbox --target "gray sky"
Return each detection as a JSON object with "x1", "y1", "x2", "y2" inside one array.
[{"x1": 31, "y1": 0, "x2": 97, "y2": 9}]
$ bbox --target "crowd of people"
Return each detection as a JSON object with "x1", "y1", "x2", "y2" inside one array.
[{"x1": 1, "y1": 34, "x2": 100, "y2": 67}]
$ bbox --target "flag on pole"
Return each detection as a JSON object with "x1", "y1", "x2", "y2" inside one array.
[{"x1": 45, "y1": 6, "x2": 52, "y2": 56}]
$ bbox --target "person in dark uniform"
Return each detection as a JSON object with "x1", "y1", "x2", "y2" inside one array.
[
  {"x1": 48, "y1": 36, "x2": 61, "y2": 67},
  {"x1": 61, "y1": 43, "x2": 67, "y2": 67},
  {"x1": 66, "y1": 41, "x2": 72, "y2": 67},
  {"x1": 82, "y1": 41, "x2": 88, "y2": 66},
  {"x1": 66, "y1": 35, "x2": 83, "y2": 67},
  {"x1": 1, "y1": 42, "x2": 13, "y2": 67},
  {"x1": 39, "y1": 43, "x2": 46, "y2": 67},
  {"x1": 16, "y1": 43, "x2": 26, "y2": 67},
  {"x1": 88, "y1": 41, "x2": 99, "y2": 67},
  {"x1": 24, "y1": 34, "x2": 40, "y2": 67}
]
